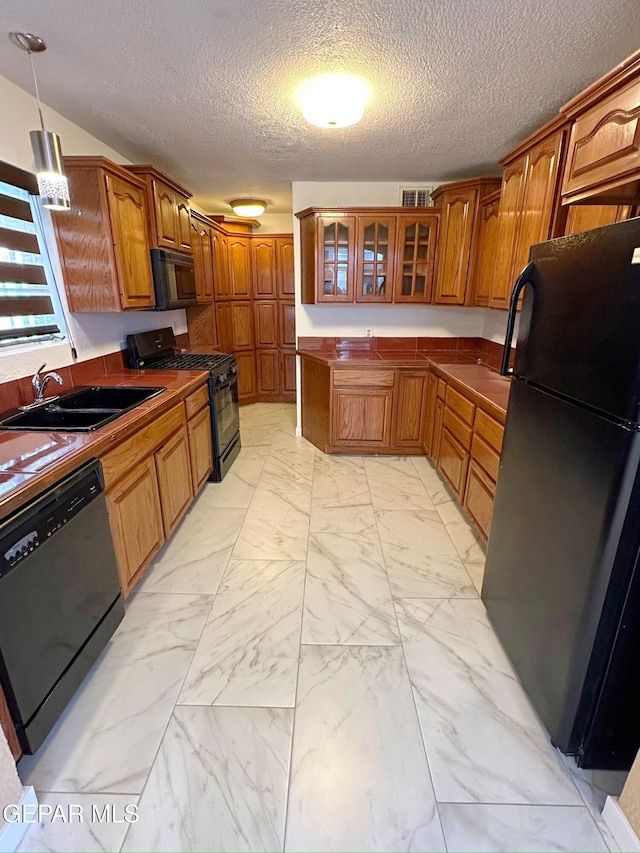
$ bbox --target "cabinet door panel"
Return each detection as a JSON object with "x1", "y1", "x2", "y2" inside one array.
[
  {"x1": 231, "y1": 301, "x2": 255, "y2": 350},
  {"x1": 155, "y1": 428, "x2": 193, "y2": 538},
  {"x1": 254, "y1": 301, "x2": 278, "y2": 347},
  {"x1": 564, "y1": 203, "x2": 632, "y2": 235},
  {"x1": 422, "y1": 371, "x2": 438, "y2": 454},
  {"x1": 278, "y1": 301, "x2": 296, "y2": 347},
  {"x1": 332, "y1": 389, "x2": 393, "y2": 446},
  {"x1": 212, "y1": 229, "x2": 230, "y2": 299},
  {"x1": 228, "y1": 237, "x2": 252, "y2": 298},
  {"x1": 317, "y1": 216, "x2": 356, "y2": 302},
  {"x1": 433, "y1": 190, "x2": 477, "y2": 305},
  {"x1": 282, "y1": 349, "x2": 297, "y2": 397},
  {"x1": 276, "y1": 237, "x2": 295, "y2": 297},
  {"x1": 431, "y1": 397, "x2": 445, "y2": 461},
  {"x1": 472, "y1": 195, "x2": 501, "y2": 306},
  {"x1": 438, "y1": 427, "x2": 470, "y2": 497},
  {"x1": 393, "y1": 370, "x2": 428, "y2": 447},
  {"x1": 355, "y1": 216, "x2": 396, "y2": 302},
  {"x1": 105, "y1": 174, "x2": 155, "y2": 309},
  {"x1": 152, "y1": 182, "x2": 178, "y2": 250},
  {"x1": 235, "y1": 351, "x2": 257, "y2": 402},
  {"x1": 464, "y1": 460, "x2": 495, "y2": 541},
  {"x1": 257, "y1": 350, "x2": 279, "y2": 395},
  {"x1": 215, "y1": 302, "x2": 234, "y2": 352},
  {"x1": 490, "y1": 157, "x2": 527, "y2": 309},
  {"x1": 177, "y1": 201, "x2": 192, "y2": 253},
  {"x1": 512, "y1": 129, "x2": 565, "y2": 279},
  {"x1": 252, "y1": 238, "x2": 277, "y2": 298},
  {"x1": 200, "y1": 224, "x2": 214, "y2": 300},
  {"x1": 188, "y1": 406, "x2": 213, "y2": 493},
  {"x1": 393, "y1": 214, "x2": 438, "y2": 302},
  {"x1": 106, "y1": 457, "x2": 164, "y2": 591}
]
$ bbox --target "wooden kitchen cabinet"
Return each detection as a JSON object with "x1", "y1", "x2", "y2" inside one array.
[
  {"x1": 53, "y1": 158, "x2": 155, "y2": 312},
  {"x1": 355, "y1": 216, "x2": 396, "y2": 302},
  {"x1": 231, "y1": 301, "x2": 255, "y2": 350},
  {"x1": 463, "y1": 408, "x2": 505, "y2": 543},
  {"x1": 191, "y1": 213, "x2": 215, "y2": 304},
  {"x1": 392, "y1": 370, "x2": 428, "y2": 448},
  {"x1": 298, "y1": 211, "x2": 356, "y2": 303},
  {"x1": 464, "y1": 461, "x2": 496, "y2": 541},
  {"x1": 228, "y1": 236, "x2": 252, "y2": 298},
  {"x1": 187, "y1": 405, "x2": 214, "y2": 493},
  {"x1": 422, "y1": 371, "x2": 439, "y2": 455},
  {"x1": 279, "y1": 301, "x2": 296, "y2": 347},
  {"x1": 490, "y1": 121, "x2": 568, "y2": 309},
  {"x1": 235, "y1": 350, "x2": 258, "y2": 402},
  {"x1": 471, "y1": 190, "x2": 501, "y2": 306},
  {"x1": 126, "y1": 165, "x2": 193, "y2": 253},
  {"x1": 282, "y1": 350, "x2": 297, "y2": 397},
  {"x1": 212, "y1": 227, "x2": 231, "y2": 299},
  {"x1": 106, "y1": 456, "x2": 165, "y2": 592},
  {"x1": 257, "y1": 350, "x2": 279, "y2": 395},
  {"x1": 155, "y1": 427, "x2": 193, "y2": 538},
  {"x1": 564, "y1": 203, "x2": 634, "y2": 235},
  {"x1": 0, "y1": 683, "x2": 21, "y2": 760},
  {"x1": 276, "y1": 237, "x2": 295, "y2": 297},
  {"x1": 252, "y1": 238, "x2": 278, "y2": 298},
  {"x1": 254, "y1": 301, "x2": 278, "y2": 348},
  {"x1": 393, "y1": 213, "x2": 439, "y2": 303},
  {"x1": 561, "y1": 49, "x2": 640, "y2": 205},
  {"x1": 432, "y1": 178, "x2": 501, "y2": 306},
  {"x1": 332, "y1": 388, "x2": 394, "y2": 447}
]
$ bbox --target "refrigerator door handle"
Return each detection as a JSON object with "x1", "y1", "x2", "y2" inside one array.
[{"x1": 501, "y1": 262, "x2": 537, "y2": 376}]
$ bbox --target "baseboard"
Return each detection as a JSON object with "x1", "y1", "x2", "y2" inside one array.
[
  {"x1": 603, "y1": 796, "x2": 640, "y2": 853},
  {"x1": 0, "y1": 786, "x2": 37, "y2": 853},
  {"x1": 295, "y1": 426, "x2": 302, "y2": 436}
]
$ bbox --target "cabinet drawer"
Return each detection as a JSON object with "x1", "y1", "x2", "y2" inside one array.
[
  {"x1": 443, "y1": 406, "x2": 473, "y2": 450},
  {"x1": 445, "y1": 385, "x2": 476, "y2": 425},
  {"x1": 184, "y1": 384, "x2": 209, "y2": 419},
  {"x1": 438, "y1": 427, "x2": 470, "y2": 497},
  {"x1": 333, "y1": 368, "x2": 395, "y2": 388},
  {"x1": 437, "y1": 378, "x2": 447, "y2": 399},
  {"x1": 474, "y1": 408, "x2": 504, "y2": 453},
  {"x1": 464, "y1": 460, "x2": 495, "y2": 542},
  {"x1": 101, "y1": 403, "x2": 185, "y2": 489},
  {"x1": 471, "y1": 433, "x2": 500, "y2": 482}
]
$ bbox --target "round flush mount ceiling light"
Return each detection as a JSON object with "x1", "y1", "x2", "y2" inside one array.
[
  {"x1": 229, "y1": 198, "x2": 267, "y2": 217},
  {"x1": 298, "y1": 73, "x2": 371, "y2": 129}
]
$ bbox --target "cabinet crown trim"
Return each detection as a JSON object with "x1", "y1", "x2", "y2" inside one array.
[
  {"x1": 499, "y1": 115, "x2": 569, "y2": 166},
  {"x1": 126, "y1": 165, "x2": 192, "y2": 199},
  {"x1": 295, "y1": 206, "x2": 441, "y2": 219},
  {"x1": 561, "y1": 47, "x2": 640, "y2": 118}
]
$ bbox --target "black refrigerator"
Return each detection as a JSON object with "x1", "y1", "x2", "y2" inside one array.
[{"x1": 482, "y1": 216, "x2": 640, "y2": 770}]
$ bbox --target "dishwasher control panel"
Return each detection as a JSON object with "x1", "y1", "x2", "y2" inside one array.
[{"x1": 0, "y1": 464, "x2": 103, "y2": 578}]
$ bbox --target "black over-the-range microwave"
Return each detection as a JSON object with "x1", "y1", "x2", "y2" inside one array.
[{"x1": 150, "y1": 248, "x2": 198, "y2": 310}]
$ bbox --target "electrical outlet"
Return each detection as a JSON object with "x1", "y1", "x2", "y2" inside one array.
[{"x1": 365, "y1": 328, "x2": 373, "y2": 337}]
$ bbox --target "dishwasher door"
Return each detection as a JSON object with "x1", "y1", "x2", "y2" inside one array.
[{"x1": 0, "y1": 460, "x2": 124, "y2": 754}]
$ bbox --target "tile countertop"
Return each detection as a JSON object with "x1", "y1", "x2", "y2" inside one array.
[
  {"x1": 296, "y1": 347, "x2": 512, "y2": 423},
  {"x1": 0, "y1": 368, "x2": 209, "y2": 523}
]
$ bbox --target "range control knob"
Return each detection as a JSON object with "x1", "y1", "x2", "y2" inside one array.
[{"x1": 218, "y1": 373, "x2": 227, "y2": 384}]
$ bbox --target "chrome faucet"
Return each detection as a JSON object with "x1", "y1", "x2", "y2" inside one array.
[{"x1": 19, "y1": 363, "x2": 64, "y2": 410}]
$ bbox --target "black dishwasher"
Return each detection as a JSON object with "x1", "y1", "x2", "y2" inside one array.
[{"x1": 0, "y1": 459, "x2": 124, "y2": 755}]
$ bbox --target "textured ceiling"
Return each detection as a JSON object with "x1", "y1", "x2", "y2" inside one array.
[{"x1": 0, "y1": 0, "x2": 639, "y2": 214}]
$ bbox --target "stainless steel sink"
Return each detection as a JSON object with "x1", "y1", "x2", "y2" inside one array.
[{"x1": 0, "y1": 386, "x2": 164, "y2": 432}]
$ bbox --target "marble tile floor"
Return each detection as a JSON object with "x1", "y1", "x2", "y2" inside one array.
[{"x1": 17, "y1": 403, "x2": 625, "y2": 853}]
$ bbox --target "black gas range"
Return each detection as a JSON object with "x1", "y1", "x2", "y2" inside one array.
[{"x1": 126, "y1": 328, "x2": 241, "y2": 482}]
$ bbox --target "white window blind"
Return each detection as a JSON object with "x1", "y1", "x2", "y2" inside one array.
[{"x1": 0, "y1": 172, "x2": 61, "y2": 346}]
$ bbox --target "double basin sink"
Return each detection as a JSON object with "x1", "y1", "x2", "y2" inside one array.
[{"x1": 0, "y1": 386, "x2": 164, "y2": 432}]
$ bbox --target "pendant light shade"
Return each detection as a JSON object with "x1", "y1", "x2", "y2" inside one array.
[
  {"x1": 9, "y1": 32, "x2": 71, "y2": 211},
  {"x1": 230, "y1": 198, "x2": 267, "y2": 217},
  {"x1": 30, "y1": 130, "x2": 70, "y2": 210}
]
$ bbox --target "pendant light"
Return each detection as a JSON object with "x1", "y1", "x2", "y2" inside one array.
[
  {"x1": 9, "y1": 32, "x2": 71, "y2": 211},
  {"x1": 229, "y1": 199, "x2": 267, "y2": 217}
]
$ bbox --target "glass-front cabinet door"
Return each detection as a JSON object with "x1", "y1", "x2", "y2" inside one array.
[
  {"x1": 355, "y1": 216, "x2": 396, "y2": 303},
  {"x1": 393, "y1": 214, "x2": 439, "y2": 303},
  {"x1": 316, "y1": 215, "x2": 355, "y2": 302}
]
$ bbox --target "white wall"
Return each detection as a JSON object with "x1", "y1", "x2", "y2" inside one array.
[
  {"x1": 292, "y1": 181, "x2": 489, "y2": 341},
  {"x1": 0, "y1": 75, "x2": 186, "y2": 383}
]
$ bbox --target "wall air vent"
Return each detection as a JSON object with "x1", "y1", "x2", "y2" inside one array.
[{"x1": 399, "y1": 185, "x2": 436, "y2": 207}]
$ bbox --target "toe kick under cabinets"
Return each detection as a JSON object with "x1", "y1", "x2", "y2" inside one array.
[{"x1": 300, "y1": 359, "x2": 505, "y2": 545}]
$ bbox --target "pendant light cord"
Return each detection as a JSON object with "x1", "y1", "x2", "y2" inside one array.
[{"x1": 28, "y1": 49, "x2": 47, "y2": 133}]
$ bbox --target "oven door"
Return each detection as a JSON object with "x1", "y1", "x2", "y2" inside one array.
[{"x1": 213, "y1": 374, "x2": 240, "y2": 453}]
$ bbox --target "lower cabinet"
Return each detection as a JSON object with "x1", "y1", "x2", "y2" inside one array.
[
  {"x1": 464, "y1": 460, "x2": 496, "y2": 541},
  {"x1": 106, "y1": 456, "x2": 165, "y2": 592},
  {"x1": 257, "y1": 349, "x2": 280, "y2": 396},
  {"x1": 102, "y1": 387, "x2": 212, "y2": 597},
  {"x1": 1, "y1": 683, "x2": 21, "y2": 760},
  {"x1": 438, "y1": 426, "x2": 470, "y2": 497},
  {"x1": 235, "y1": 350, "x2": 257, "y2": 402},
  {"x1": 392, "y1": 370, "x2": 428, "y2": 448},
  {"x1": 332, "y1": 388, "x2": 394, "y2": 447},
  {"x1": 155, "y1": 427, "x2": 194, "y2": 538}
]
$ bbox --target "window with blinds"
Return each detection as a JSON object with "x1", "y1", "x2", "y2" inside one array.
[{"x1": 0, "y1": 164, "x2": 62, "y2": 346}]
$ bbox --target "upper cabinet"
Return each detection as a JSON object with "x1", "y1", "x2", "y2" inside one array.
[
  {"x1": 126, "y1": 165, "x2": 193, "y2": 253},
  {"x1": 276, "y1": 237, "x2": 295, "y2": 298},
  {"x1": 431, "y1": 178, "x2": 501, "y2": 306},
  {"x1": 471, "y1": 189, "x2": 501, "y2": 307},
  {"x1": 561, "y1": 48, "x2": 640, "y2": 205},
  {"x1": 190, "y1": 212, "x2": 214, "y2": 304},
  {"x1": 228, "y1": 236, "x2": 252, "y2": 298},
  {"x1": 297, "y1": 208, "x2": 439, "y2": 305},
  {"x1": 252, "y1": 236, "x2": 295, "y2": 301},
  {"x1": 489, "y1": 119, "x2": 568, "y2": 309},
  {"x1": 53, "y1": 157, "x2": 155, "y2": 312}
]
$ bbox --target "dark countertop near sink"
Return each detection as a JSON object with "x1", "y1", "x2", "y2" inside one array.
[
  {"x1": 297, "y1": 345, "x2": 511, "y2": 424},
  {"x1": 0, "y1": 368, "x2": 209, "y2": 522}
]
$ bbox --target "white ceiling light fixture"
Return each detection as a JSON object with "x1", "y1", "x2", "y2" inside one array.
[
  {"x1": 9, "y1": 31, "x2": 70, "y2": 211},
  {"x1": 298, "y1": 73, "x2": 372, "y2": 129},
  {"x1": 229, "y1": 198, "x2": 267, "y2": 217}
]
